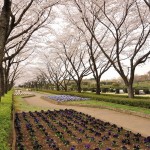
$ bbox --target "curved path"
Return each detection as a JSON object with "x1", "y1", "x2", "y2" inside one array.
[{"x1": 23, "y1": 91, "x2": 150, "y2": 137}]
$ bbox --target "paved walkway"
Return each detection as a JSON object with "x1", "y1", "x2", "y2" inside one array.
[{"x1": 23, "y1": 91, "x2": 150, "y2": 137}]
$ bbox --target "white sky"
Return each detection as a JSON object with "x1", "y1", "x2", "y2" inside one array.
[
  {"x1": 14, "y1": 4, "x2": 150, "y2": 85},
  {"x1": 15, "y1": 51, "x2": 150, "y2": 86},
  {"x1": 50, "y1": 6, "x2": 150, "y2": 80},
  {"x1": 46, "y1": 12, "x2": 150, "y2": 80},
  {"x1": 100, "y1": 62, "x2": 150, "y2": 80}
]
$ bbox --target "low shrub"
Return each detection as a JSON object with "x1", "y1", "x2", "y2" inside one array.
[
  {"x1": 123, "y1": 88, "x2": 127, "y2": 93},
  {"x1": 143, "y1": 89, "x2": 149, "y2": 94},
  {"x1": 101, "y1": 88, "x2": 108, "y2": 93},
  {"x1": 90, "y1": 88, "x2": 96, "y2": 92},
  {"x1": 82, "y1": 88, "x2": 89, "y2": 92},
  {"x1": 109, "y1": 88, "x2": 114, "y2": 92},
  {"x1": 135, "y1": 89, "x2": 139, "y2": 95},
  {"x1": 115, "y1": 89, "x2": 119, "y2": 94}
]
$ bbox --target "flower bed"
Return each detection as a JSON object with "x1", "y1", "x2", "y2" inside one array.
[
  {"x1": 15, "y1": 109, "x2": 150, "y2": 150},
  {"x1": 46, "y1": 95, "x2": 90, "y2": 102}
]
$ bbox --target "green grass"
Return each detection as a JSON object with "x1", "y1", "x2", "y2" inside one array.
[
  {"x1": 0, "y1": 91, "x2": 13, "y2": 150},
  {"x1": 65, "y1": 100, "x2": 150, "y2": 115},
  {"x1": 14, "y1": 95, "x2": 50, "y2": 112}
]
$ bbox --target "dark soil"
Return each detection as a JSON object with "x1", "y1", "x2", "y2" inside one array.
[{"x1": 15, "y1": 109, "x2": 150, "y2": 150}]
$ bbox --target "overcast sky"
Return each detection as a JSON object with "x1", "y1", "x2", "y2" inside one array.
[
  {"x1": 15, "y1": 4, "x2": 150, "y2": 85},
  {"x1": 100, "y1": 62, "x2": 150, "y2": 80}
]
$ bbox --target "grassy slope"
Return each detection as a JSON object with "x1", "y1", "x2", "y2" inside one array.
[{"x1": 0, "y1": 91, "x2": 12, "y2": 150}]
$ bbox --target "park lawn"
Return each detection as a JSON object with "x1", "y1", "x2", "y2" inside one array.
[
  {"x1": 0, "y1": 91, "x2": 13, "y2": 150},
  {"x1": 37, "y1": 89, "x2": 150, "y2": 116},
  {"x1": 14, "y1": 95, "x2": 50, "y2": 112},
  {"x1": 65, "y1": 100, "x2": 150, "y2": 115},
  {"x1": 39, "y1": 89, "x2": 150, "y2": 100},
  {"x1": 38, "y1": 89, "x2": 150, "y2": 109}
]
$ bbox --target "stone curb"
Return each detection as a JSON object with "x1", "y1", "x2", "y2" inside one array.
[{"x1": 21, "y1": 95, "x2": 35, "y2": 98}]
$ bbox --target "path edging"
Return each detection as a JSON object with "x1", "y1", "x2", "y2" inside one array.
[{"x1": 12, "y1": 94, "x2": 16, "y2": 150}]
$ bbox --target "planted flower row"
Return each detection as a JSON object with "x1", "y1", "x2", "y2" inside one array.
[
  {"x1": 46, "y1": 95, "x2": 90, "y2": 102},
  {"x1": 15, "y1": 109, "x2": 150, "y2": 150}
]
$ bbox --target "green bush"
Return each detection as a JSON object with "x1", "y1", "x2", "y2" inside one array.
[
  {"x1": 115, "y1": 89, "x2": 119, "y2": 94},
  {"x1": 39, "y1": 89, "x2": 150, "y2": 109},
  {"x1": 90, "y1": 88, "x2": 96, "y2": 92},
  {"x1": 0, "y1": 91, "x2": 13, "y2": 150},
  {"x1": 123, "y1": 88, "x2": 127, "y2": 93},
  {"x1": 135, "y1": 89, "x2": 139, "y2": 95},
  {"x1": 109, "y1": 88, "x2": 114, "y2": 92},
  {"x1": 82, "y1": 88, "x2": 89, "y2": 92},
  {"x1": 101, "y1": 88, "x2": 108, "y2": 93},
  {"x1": 143, "y1": 88, "x2": 149, "y2": 94}
]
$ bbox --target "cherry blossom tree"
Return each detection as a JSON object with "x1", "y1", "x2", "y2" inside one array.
[
  {"x1": 37, "y1": 52, "x2": 71, "y2": 91},
  {"x1": 0, "y1": 0, "x2": 59, "y2": 101},
  {"x1": 51, "y1": 30, "x2": 92, "y2": 93},
  {"x1": 3, "y1": 49, "x2": 33, "y2": 93},
  {"x1": 73, "y1": 0, "x2": 150, "y2": 98},
  {"x1": 144, "y1": 0, "x2": 150, "y2": 9},
  {"x1": 63, "y1": 6, "x2": 112, "y2": 94}
]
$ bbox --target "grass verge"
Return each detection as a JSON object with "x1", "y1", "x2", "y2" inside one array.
[
  {"x1": 65, "y1": 100, "x2": 150, "y2": 115},
  {"x1": 14, "y1": 95, "x2": 50, "y2": 112},
  {"x1": 0, "y1": 91, "x2": 13, "y2": 150}
]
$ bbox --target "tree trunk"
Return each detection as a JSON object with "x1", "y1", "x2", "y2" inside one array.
[
  {"x1": 9, "y1": 81, "x2": 14, "y2": 90},
  {"x1": 0, "y1": 1, "x2": 11, "y2": 101},
  {"x1": 96, "y1": 78, "x2": 101, "y2": 95},
  {"x1": 1, "y1": 68, "x2": 5, "y2": 96},
  {"x1": 127, "y1": 84, "x2": 134, "y2": 98},
  {"x1": 0, "y1": 17, "x2": 6, "y2": 101},
  {"x1": 0, "y1": 66, "x2": 2, "y2": 102},
  {"x1": 77, "y1": 81, "x2": 82, "y2": 93},
  {"x1": 56, "y1": 84, "x2": 60, "y2": 91},
  {"x1": 0, "y1": 65, "x2": 5, "y2": 100},
  {"x1": 5, "y1": 79, "x2": 8, "y2": 94},
  {"x1": 64, "y1": 85, "x2": 67, "y2": 92}
]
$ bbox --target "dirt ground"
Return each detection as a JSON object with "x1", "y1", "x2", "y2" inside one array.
[{"x1": 23, "y1": 91, "x2": 150, "y2": 137}]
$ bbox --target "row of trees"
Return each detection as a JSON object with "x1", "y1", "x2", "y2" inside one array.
[
  {"x1": 70, "y1": 0, "x2": 150, "y2": 98},
  {"x1": 24, "y1": 0, "x2": 150, "y2": 98},
  {"x1": 22, "y1": 70, "x2": 150, "y2": 94},
  {"x1": 1, "y1": 0, "x2": 149, "y2": 99},
  {"x1": 0, "y1": 0, "x2": 59, "y2": 101}
]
